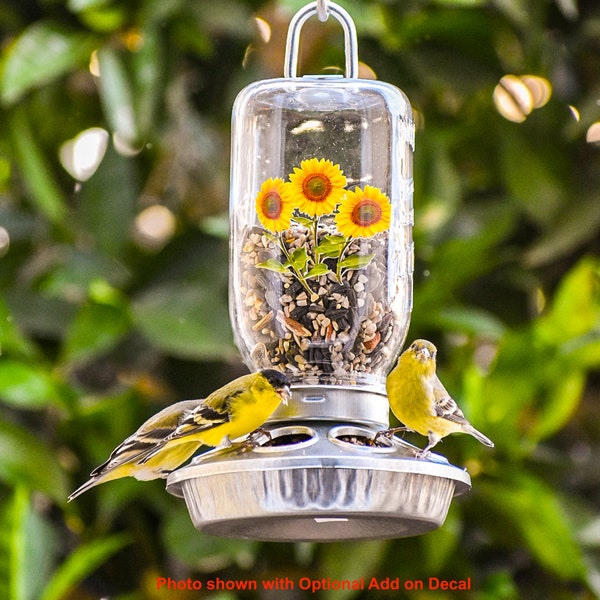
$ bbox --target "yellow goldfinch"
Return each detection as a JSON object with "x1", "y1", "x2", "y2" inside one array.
[
  {"x1": 382, "y1": 339, "x2": 493, "y2": 456},
  {"x1": 68, "y1": 369, "x2": 290, "y2": 500}
]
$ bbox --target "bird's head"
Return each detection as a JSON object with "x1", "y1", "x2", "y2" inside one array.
[
  {"x1": 408, "y1": 339, "x2": 437, "y2": 366},
  {"x1": 261, "y1": 369, "x2": 291, "y2": 405}
]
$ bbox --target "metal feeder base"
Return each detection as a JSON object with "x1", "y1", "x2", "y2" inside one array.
[{"x1": 166, "y1": 388, "x2": 471, "y2": 542}]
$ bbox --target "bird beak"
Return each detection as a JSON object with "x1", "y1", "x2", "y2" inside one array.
[
  {"x1": 279, "y1": 386, "x2": 291, "y2": 406},
  {"x1": 417, "y1": 347, "x2": 431, "y2": 362}
]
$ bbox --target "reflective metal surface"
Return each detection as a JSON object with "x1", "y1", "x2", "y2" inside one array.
[
  {"x1": 166, "y1": 415, "x2": 471, "y2": 542},
  {"x1": 271, "y1": 386, "x2": 390, "y2": 426}
]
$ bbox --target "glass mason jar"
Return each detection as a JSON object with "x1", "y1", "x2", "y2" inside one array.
[{"x1": 229, "y1": 4, "x2": 414, "y2": 392}]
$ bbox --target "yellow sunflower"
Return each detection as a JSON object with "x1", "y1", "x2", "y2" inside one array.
[
  {"x1": 288, "y1": 158, "x2": 347, "y2": 217},
  {"x1": 255, "y1": 178, "x2": 294, "y2": 233},
  {"x1": 335, "y1": 185, "x2": 391, "y2": 238}
]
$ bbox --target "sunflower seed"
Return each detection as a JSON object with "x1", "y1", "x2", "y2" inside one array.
[{"x1": 237, "y1": 224, "x2": 409, "y2": 386}]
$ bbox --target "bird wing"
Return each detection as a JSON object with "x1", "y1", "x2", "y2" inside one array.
[
  {"x1": 138, "y1": 384, "x2": 248, "y2": 460},
  {"x1": 431, "y1": 375, "x2": 469, "y2": 425},
  {"x1": 165, "y1": 399, "x2": 233, "y2": 440},
  {"x1": 89, "y1": 399, "x2": 200, "y2": 476}
]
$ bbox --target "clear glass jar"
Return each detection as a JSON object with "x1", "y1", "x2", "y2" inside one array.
[{"x1": 229, "y1": 75, "x2": 414, "y2": 391}]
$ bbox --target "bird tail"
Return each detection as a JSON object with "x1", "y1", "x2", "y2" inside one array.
[
  {"x1": 68, "y1": 476, "x2": 102, "y2": 502},
  {"x1": 68, "y1": 467, "x2": 126, "y2": 501},
  {"x1": 465, "y1": 425, "x2": 494, "y2": 448}
]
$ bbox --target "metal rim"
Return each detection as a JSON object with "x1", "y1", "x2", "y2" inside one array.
[
  {"x1": 251, "y1": 425, "x2": 319, "y2": 453},
  {"x1": 328, "y1": 424, "x2": 398, "y2": 454},
  {"x1": 167, "y1": 448, "x2": 472, "y2": 495}
]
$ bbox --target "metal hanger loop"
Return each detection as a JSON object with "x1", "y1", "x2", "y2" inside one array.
[
  {"x1": 284, "y1": 1, "x2": 359, "y2": 79},
  {"x1": 316, "y1": 0, "x2": 329, "y2": 22}
]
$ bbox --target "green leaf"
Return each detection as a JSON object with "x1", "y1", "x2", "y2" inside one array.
[
  {"x1": 256, "y1": 258, "x2": 288, "y2": 274},
  {"x1": 7, "y1": 106, "x2": 68, "y2": 225},
  {"x1": 500, "y1": 129, "x2": 565, "y2": 226},
  {"x1": 478, "y1": 472, "x2": 587, "y2": 580},
  {"x1": 68, "y1": 1, "x2": 127, "y2": 32},
  {"x1": 525, "y1": 195, "x2": 600, "y2": 266},
  {"x1": 462, "y1": 330, "x2": 541, "y2": 451},
  {"x1": 0, "y1": 360, "x2": 61, "y2": 409},
  {"x1": 132, "y1": 283, "x2": 236, "y2": 361},
  {"x1": 320, "y1": 541, "x2": 389, "y2": 600},
  {"x1": 292, "y1": 215, "x2": 314, "y2": 228},
  {"x1": 96, "y1": 47, "x2": 139, "y2": 145},
  {"x1": 433, "y1": 306, "x2": 506, "y2": 339},
  {"x1": 2, "y1": 291, "x2": 76, "y2": 341},
  {"x1": 338, "y1": 253, "x2": 374, "y2": 271},
  {"x1": 61, "y1": 300, "x2": 131, "y2": 365},
  {"x1": 564, "y1": 332, "x2": 600, "y2": 369},
  {"x1": 536, "y1": 256, "x2": 600, "y2": 344},
  {"x1": 528, "y1": 369, "x2": 586, "y2": 442},
  {"x1": 132, "y1": 25, "x2": 165, "y2": 137},
  {"x1": 479, "y1": 571, "x2": 520, "y2": 600},
  {"x1": 77, "y1": 144, "x2": 137, "y2": 256},
  {"x1": 0, "y1": 296, "x2": 37, "y2": 359},
  {"x1": 261, "y1": 230, "x2": 279, "y2": 244},
  {"x1": 162, "y1": 507, "x2": 257, "y2": 570},
  {"x1": 306, "y1": 263, "x2": 332, "y2": 279},
  {"x1": 416, "y1": 206, "x2": 514, "y2": 303},
  {"x1": 316, "y1": 235, "x2": 345, "y2": 258},
  {"x1": 0, "y1": 22, "x2": 98, "y2": 104},
  {"x1": 40, "y1": 534, "x2": 130, "y2": 600},
  {"x1": 421, "y1": 504, "x2": 462, "y2": 572},
  {"x1": 288, "y1": 246, "x2": 308, "y2": 271},
  {"x1": 39, "y1": 249, "x2": 130, "y2": 300},
  {"x1": 0, "y1": 420, "x2": 69, "y2": 502},
  {"x1": 323, "y1": 234, "x2": 346, "y2": 244},
  {"x1": 0, "y1": 488, "x2": 59, "y2": 600}
]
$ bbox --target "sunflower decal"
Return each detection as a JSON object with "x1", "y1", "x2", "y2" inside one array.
[
  {"x1": 335, "y1": 185, "x2": 391, "y2": 238},
  {"x1": 252, "y1": 157, "x2": 391, "y2": 295},
  {"x1": 288, "y1": 158, "x2": 347, "y2": 217},
  {"x1": 255, "y1": 178, "x2": 294, "y2": 232}
]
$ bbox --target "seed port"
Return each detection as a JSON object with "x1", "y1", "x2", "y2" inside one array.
[
  {"x1": 262, "y1": 432, "x2": 314, "y2": 447},
  {"x1": 336, "y1": 434, "x2": 376, "y2": 447},
  {"x1": 253, "y1": 426, "x2": 318, "y2": 453},
  {"x1": 328, "y1": 424, "x2": 430, "y2": 458},
  {"x1": 329, "y1": 425, "x2": 397, "y2": 453}
]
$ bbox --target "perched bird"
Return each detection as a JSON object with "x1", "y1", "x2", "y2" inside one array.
[
  {"x1": 68, "y1": 369, "x2": 291, "y2": 500},
  {"x1": 381, "y1": 339, "x2": 493, "y2": 456}
]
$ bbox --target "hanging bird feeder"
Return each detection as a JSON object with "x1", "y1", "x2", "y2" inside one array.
[{"x1": 167, "y1": 0, "x2": 471, "y2": 542}]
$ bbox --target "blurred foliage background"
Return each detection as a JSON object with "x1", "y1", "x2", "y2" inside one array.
[{"x1": 0, "y1": 0, "x2": 599, "y2": 598}]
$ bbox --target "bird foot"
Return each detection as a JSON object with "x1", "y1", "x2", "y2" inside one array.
[
  {"x1": 415, "y1": 449, "x2": 432, "y2": 459},
  {"x1": 218, "y1": 436, "x2": 233, "y2": 448},
  {"x1": 238, "y1": 427, "x2": 272, "y2": 452},
  {"x1": 370, "y1": 427, "x2": 411, "y2": 446}
]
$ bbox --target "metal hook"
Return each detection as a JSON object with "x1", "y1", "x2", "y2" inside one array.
[
  {"x1": 284, "y1": 1, "x2": 359, "y2": 79},
  {"x1": 316, "y1": 0, "x2": 329, "y2": 22}
]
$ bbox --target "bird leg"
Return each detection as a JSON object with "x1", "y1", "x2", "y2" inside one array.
[
  {"x1": 217, "y1": 435, "x2": 233, "y2": 449},
  {"x1": 371, "y1": 426, "x2": 411, "y2": 446},
  {"x1": 415, "y1": 432, "x2": 441, "y2": 459}
]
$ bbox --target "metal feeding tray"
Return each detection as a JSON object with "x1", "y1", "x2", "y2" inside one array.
[{"x1": 166, "y1": 388, "x2": 471, "y2": 542}]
